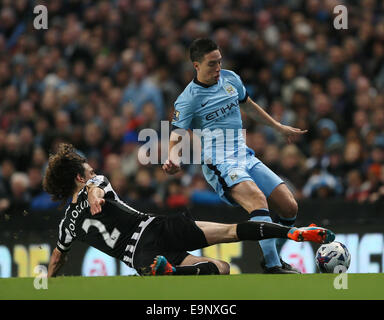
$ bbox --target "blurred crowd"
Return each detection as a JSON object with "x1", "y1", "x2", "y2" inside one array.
[{"x1": 0, "y1": 0, "x2": 384, "y2": 218}]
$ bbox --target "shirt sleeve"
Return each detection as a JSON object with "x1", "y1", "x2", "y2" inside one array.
[
  {"x1": 86, "y1": 175, "x2": 115, "y2": 198},
  {"x1": 171, "y1": 95, "x2": 194, "y2": 130},
  {"x1": 56, "y1": 217, "x2": 74, "y2": 253},
  {"x1": 229, "y1": 71, "x2": 248, "y2": 103},
  {"x1": 86, "y1": 175, "x2": 110, "y2": 189}
]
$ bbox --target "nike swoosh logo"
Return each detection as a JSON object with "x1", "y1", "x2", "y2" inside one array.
[{"x1": 201, "y1": 101, "x2": 209, "y2": 107}]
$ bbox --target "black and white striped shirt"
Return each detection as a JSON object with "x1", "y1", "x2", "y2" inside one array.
[{"x1": 56, "y1": 175, "x2": 154, "y2": 267}]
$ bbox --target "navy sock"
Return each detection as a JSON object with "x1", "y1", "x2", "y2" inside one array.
[
  {"x1": 174, "y1": 262, "x2": 220, "y2": 275},
  {"x1": 236, "y1": 220, "x2": 291, "y2": 240},
  {"x1": 248, "y1": 209, "x2": 283, "y2": 268},
  {"x1": 278, "y1": 215, "x2": 297, "y2": 227}
]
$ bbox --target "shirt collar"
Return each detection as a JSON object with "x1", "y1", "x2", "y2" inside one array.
[{"x1": 193, "y1": 77, "x2": 218, "y2": 88}]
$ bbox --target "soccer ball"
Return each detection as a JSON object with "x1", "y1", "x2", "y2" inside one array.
[{"x1": 315, "y1": 241, "x2": 351, "y2": 273}]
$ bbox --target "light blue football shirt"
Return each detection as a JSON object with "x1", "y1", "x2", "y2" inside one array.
[{"x1": 172, "y1": 69, "x2": 251, "y2": 165}]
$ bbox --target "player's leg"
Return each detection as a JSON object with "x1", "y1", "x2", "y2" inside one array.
[
  {"x1": 195, "y1": 220, "x2": 334, "y2": 246},
  {"x1": 136, "y1": 214, "x2": 230, "y2": 276},
  {"x1": 268, "y1": 183, "x2": 298, "y2": 220},
  {"x1": 179, "y1": 254, "x2": 230, "y2": 274},
  {"x1": 230, "y1": 180, "x2": 286, "y2": 271},
  {"x1": 148, "y1": 254, "x2": 229, "y2": 275},
  {"x1": 204, "y1": 160, "x2": 288, "y2": 272},
  {"x1": 267, "y1": 183, "x2": 298, "y2": 253},
  {"x1": 146, "y1": 220, "x2": 335, "y2": 275},
  {"x1": 245, "y1": 159, "x2": 301, "y2": 272}
]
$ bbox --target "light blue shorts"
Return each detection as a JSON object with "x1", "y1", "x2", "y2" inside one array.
[{"x1": 202, "y1": 150, "x2": 283, "y2": 206}]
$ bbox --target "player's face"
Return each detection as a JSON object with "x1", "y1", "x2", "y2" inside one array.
[
  {"x1": 195, "y1": 50, "x2": 222, "y2": 85},
  {"x1": 82, "y1": 163, "x2": 96, "y2": 182}
]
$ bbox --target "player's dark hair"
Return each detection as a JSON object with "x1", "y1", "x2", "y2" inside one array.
[
  {"x1": 43, "y1": 143, "x2": 86, "y2": 207},
  {"x1": 189, "y1": 38, "x2": 219, "y2": 62}
]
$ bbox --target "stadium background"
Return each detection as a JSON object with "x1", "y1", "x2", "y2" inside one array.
[{"x1": 0, "y1": 0, "x2": 384, "y2": 277}]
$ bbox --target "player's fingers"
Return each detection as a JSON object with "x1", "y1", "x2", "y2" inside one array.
[
  {"x1": 289, "y1": 129, "x2": 307, "y2": 136},
  {"x1": 91, "y1": 202, "x2": 103, "y2": 215},
  {"x1": 172, "y1": 161, "x2": 180, "y2": 169},
  {"x1": 288, "y1": 127, "x2": 302, "y2": 131}
]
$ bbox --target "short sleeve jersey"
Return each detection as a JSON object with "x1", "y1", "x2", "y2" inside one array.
[
  {"x1": 172, "y1": 69, "x2": 250, "y2": 164},
  {"x1": 56, "y1": 175, "x2": 151, "y2": 261}
]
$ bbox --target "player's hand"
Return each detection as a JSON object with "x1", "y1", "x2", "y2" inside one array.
[
  {"x1": 162, "y1": 159, "x2": 181, "y2": 175},
  {"x1": 89, "y1": 197, "x2": 105, "y2": 215},
  {"x1": 277, "y1": 124, "x2": 308, "y2": 144}
]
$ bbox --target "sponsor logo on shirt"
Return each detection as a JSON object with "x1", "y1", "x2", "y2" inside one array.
[{"x1": 205, "y1": 100, "x2": 239, "y2": 121}]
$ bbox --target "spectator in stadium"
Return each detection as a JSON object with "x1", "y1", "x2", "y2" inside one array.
[
  {"x1": 0, "y1": 158, "x2": 15, "y2": 197},
  {"x1": 121, "y1": 62, "x2": 165, "y2": 120},
  {"x1": 306, "y1": 139, "x2": 327, "y2": 171},
  {"x1": 0, "y1": 0, "x2": 384, "y2": 227},
  {"x1": 343, "y1": 140, "x2": 364, "y2": 173},
  {"x1": 125, "y1": 166, "x2": 158, "y2": 213},
  {"x1": 277, "y1": 144, "x2": 308, "y2": 197},
  {"x1": 302, "y1": 165, "x2": 343, "y2": 199},
  {"x1": 368, "y1": 165, "x2": 384, "y2": 203},
  {"x1": 188, "y1": 174, "x2": 222, "y2": 206},
  {"x1": 164, "y1": 178, "x2": 189, "y2": 212},
  {"x1": 27, "y1": 166, "x2": 43, "y2": 198},
  {"x1": 358, "y1": 163, "x2": 383, "y2": 203},
  {"x1": 0, "y1": 171, "x2": 31, "y2": 218},
  {"x1": 120, "y1": 130, "x2": 140, "y2": 178},
  {"x1": 345, "y1": 169, "x2": 365, "y2": 202},
  {"x1": 102, "y1": 117, "x2": 125, "y2": 156},
  {"x1": 261, "y1": 144, "x2": 281, "y2": 176}
]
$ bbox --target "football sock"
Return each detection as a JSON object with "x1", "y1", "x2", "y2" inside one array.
[
  {"x1": 246, "y1": 209, "x2": 286, "y2": 268},
  {"x1": 236, "y1": 219, "x2": 291, "y2": 240},
  {"x1": 276, "y1": 215, "x2": 297, "y2": 253},
  {"x1": 174, "y1": 261, "x2": 220, "y2": 275}
]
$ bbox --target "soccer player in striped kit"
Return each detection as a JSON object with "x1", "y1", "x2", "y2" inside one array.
[{"x1": 45, "y1": 143, "x2": 334, "y2": 277}]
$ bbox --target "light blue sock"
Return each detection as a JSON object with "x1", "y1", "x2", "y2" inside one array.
[{"x1": 250, "y1": 214, "x2": 282, "y2": 268}]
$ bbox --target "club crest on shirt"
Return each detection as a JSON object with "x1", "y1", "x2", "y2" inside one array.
[
  {"x1": 173, "y1": 110, "x2": 180, "y2": 121},
  {"x1": 224, "y1": 84, "x2": 236, "y2": 96},
  {"x1": 229, "y1": 173, "x2": 238, "y2": 181}
]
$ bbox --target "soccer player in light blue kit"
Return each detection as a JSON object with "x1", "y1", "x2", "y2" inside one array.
[{"x1": 163, "y1": 39, "x2": 308, "y2": 273}]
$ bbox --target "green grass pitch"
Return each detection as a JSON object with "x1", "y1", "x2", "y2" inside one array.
[{"x1": 1, "y1": 274, "x2": 383, "y2": 300}]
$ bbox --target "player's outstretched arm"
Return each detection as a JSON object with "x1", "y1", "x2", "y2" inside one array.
[
  {"x1": 48, "y1": 248, "x2": 67, "y2": 277},
  {"x1": 243, "y1": 96, "x2": 307, "y2": 143},
  {"x1": 162, "y1": 159, "x2": 180, "y2": 175},
  {"x1": 87, "y1": 185, "x2": 105, "y2": 215},
  {"x1": 162, "y1": 130, "x2": 184, "y2": 175}
]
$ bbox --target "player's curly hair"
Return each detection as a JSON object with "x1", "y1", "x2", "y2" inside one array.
[{"x1": 43, "y1": 143, "x2": 86, "y2": 207}]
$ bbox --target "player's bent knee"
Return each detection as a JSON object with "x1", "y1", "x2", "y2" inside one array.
[
  {"x1": 284, "y1": 199, "x2": 298, "y2": 218},
  {"x1": 216, "y1": 260, "x2": 230, "y2": 275},
  {"x1": 234, "y1": 184, "x2": 268, "y2": 210}
]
